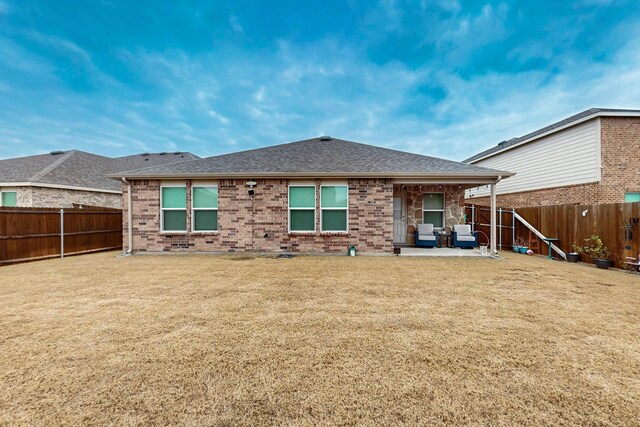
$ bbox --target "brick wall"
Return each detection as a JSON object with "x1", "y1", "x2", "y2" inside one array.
[
  {"x1": 6, "y1": 186, "x2": 121, "y2": 208},
  {"x1": 467, "y1": 116, "x2": 640, "y2": 208},
  {"x1": 124, "y1": 178, "x2": 394, "y2": 254}
]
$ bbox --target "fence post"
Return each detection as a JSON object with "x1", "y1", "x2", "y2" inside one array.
[
  {"x1": 60, "y1": 208, "x2": 64, "y2": 258},
  {"x1": 498, "y1": 207, "x2": 503, "y2": 249},
  {"x1": 471, "y1": 205, "x2": 475, "y2": 232},
  {"x1": 512, "y1": 208, "x2": 516, "y2": 246}
]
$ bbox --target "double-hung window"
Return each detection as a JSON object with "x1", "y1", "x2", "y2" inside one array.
[
  {"x1": 320, "y1": 185, "x2": 348, "y2": 232},
  {"x1": 1, "y1": 190, "x2": 17, "y2": 207},
  {"x1": 422, "y1": 193, "x2": 444, "y2": 228},
  {"x1": 192, "y1": 184, "x2": 218, "y2": 231},
  {"x1": 161, "y1": 184, "x2": 187, "y2": 232},
  {"x1": 289, "y1": 185, "x2": 316, "y2": 232}
]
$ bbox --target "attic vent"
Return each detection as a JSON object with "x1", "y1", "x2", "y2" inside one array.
[
  {"x1": 319, "y1": 136, "x2": 332, "y2": 141},
  {"x1": 141, "y1": 153, "x2": 150, "y2": 156},
  {"x1": 497, "y1": 141, "x2": 507, "y2": 147},
  {"x1": 159, "y1": 152, "x2": 167, "y2": 155},
  {"x1": 173, "y1": 151, "x2": 181, "y2": 155},
  {"x1": 50, "y1": 150, "x2": 65, "y2": 155}
]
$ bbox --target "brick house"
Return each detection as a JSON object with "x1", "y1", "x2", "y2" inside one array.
[
  {"x1": 0, "y1": 150, "x2": 199, "y2": 208},
  {"x1": 464, "y1": 108, "x2": 640, "y2": 208},
  {"x1": 112, "y1": 137, "x2": 512, "y2": 255}
]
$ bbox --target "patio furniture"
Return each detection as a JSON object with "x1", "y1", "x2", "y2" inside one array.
[
  {"x1": 625, "y1": 255, "x2": 640, "y2": 274},
  {"x1": 451, "y1": 224, "x2": 478, "y2": 249},
  {"x1": 437, "y1": 230, "x2": 451, "y2": 248},
  {"x1": 415, "y1": 223, "x2": 437, "y2": 248},
  {"x1": 541, "y1": 237, "x2": 559, "y2": 259}
]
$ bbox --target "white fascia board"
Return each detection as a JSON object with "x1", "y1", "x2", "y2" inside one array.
[{"x1": 0, "y1": 182, "x2": 121, "y2": 194}]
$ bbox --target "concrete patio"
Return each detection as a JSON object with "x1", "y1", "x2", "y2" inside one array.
[{"x1": 398, "y1": 247, "x2": 488, "y2": 257}]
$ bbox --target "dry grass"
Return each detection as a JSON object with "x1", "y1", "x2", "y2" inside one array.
[{"x1": 1, "y1": 251, "x2": 639, "y2": 426}]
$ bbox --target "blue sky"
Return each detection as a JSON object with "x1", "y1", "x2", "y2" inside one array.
[{"x1": 1, "y1": 0, "x2": 639, "y2": 161}]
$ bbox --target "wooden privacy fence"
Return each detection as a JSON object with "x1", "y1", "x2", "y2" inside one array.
[
  {"x1": 466, "y1": 202, "x2": 640, "y2": 269},
  {"x1": 0, "y1": 207, "x2": 122, "y2": 265}
]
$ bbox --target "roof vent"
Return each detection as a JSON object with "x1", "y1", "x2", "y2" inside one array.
[
  {"x1": 319, "y1": 136, "x2": 332, "y2": 141},
  {"x1": 159, "y1": 152, "x2": 167, "y2": 155},
  {"x1": 50, "y1": 150, "x2": 65, "y2": 155},
  {"x1": 497, "y1": 140, "x2": 507, "y2": 146},
  {"x1": 141, "y1": 153, "x2": 150, "y2": 156},
  {"x1": 173, "y1": 151, "x2": 181, "y2": 155}
]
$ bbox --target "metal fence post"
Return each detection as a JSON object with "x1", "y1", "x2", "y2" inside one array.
[
  {"x1": 512, "y1": 208, "x2": 516, "y2": 246},
  {"x1": 471, "y1": 205, "x2": 475, "y2": 232},
  {"x1": 498, "y1": 207, "x2": 503, "y2": 249},
  {"x1": 60, "y1": 208, "x2": 64, "y2": 258}
]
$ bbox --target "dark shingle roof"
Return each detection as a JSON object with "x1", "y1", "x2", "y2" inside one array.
[
  {"x1": 464, "y1": 108, "x2": 640, "y2": 163},
  {"x1": 0, "y1": 150, "x2": 200, "y2": 192},
  {"x1": 114, "y1": 137, "x2": 512, "y2": 178}
]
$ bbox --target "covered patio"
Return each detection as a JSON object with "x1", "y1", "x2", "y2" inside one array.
[{"x1": 392, "y1": 177, "x2": 503, "y2": 255}]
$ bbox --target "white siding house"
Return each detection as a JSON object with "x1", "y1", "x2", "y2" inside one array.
[{"x1": 466, "y1": 118, "x2": 601, "y2": 199}]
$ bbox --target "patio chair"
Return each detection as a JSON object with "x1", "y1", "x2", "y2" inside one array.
[
  {"x1": 451, "y1": 224, "x2": 478, "y2": 249},
  {"x1": 625, "y1": 255, "x2": 640, "y2": 274},
  {"x1": 415, "y1": 223, "x2": 437, "y2": 248}
]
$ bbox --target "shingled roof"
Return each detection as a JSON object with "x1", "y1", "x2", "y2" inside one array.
[
  {"x1": 465, "y1": 108, "x2": 640, "y2": 163},
  {"x1": 113, "y1": 137, "x2": 512, "y2": 179},
  {"x1": 0, "y1": 150, "x2": 199, "y2": 192}
]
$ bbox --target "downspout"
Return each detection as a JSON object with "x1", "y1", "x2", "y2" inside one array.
[{"x1": 122, "y1": 177, "x2": 133, "y2": 255}]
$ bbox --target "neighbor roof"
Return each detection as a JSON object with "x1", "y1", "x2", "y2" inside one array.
[
  {"x1": 465, "y1": 108, "x2": 640, "y2": 163},
  {"x1": 0, "y1": 150, "x2": 199, "y2": 192},
  {"x1": 113, "y1": 137, "x2": 512, "y2": 180}
]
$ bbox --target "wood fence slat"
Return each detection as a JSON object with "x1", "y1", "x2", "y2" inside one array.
[
  {"x1": 0, "y1": 208, "x2": 123, "y2": 264},
  {"x1": 466, "y1": 202, "x2": 639, "y2": 268}
]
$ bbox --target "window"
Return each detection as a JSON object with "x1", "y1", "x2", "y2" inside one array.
[
  {"x1": 289, "y1": 185, "x2": 316, "y2": 232},
  {"x1": 422, "y1": 193, "x2": 444, "y2": 228},
  {"x1": 192, "y1": 185, "x2": 218, "y2": 231},
  {"x1": 625, "y1": 193, "x2": 640, "y2": 203},
  {"x1": 161, "y1": 184, "x2": 187, "y2": 232},
  {"x1": 321, "y1": 185, "x2": 348, "y2": 232},
  {"x1": 1, "y1": 191, "x2": 17, "y2": 207}
]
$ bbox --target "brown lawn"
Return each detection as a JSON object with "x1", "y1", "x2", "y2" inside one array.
[{"x1": 0, "y1": 251, "x2": 639, "y2": 426}]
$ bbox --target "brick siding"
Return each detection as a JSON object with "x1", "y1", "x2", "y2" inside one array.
[
  {"x1": 6, "y1": 186, "x2": 121, "y2": 208},
  {"x1": 124, "y1": 178, "x2": 394, "y2": 254},
  {"x1": 467, "y1": 116, "x2": 640, "y2": 208}
]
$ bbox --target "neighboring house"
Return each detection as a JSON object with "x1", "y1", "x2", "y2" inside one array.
[
  {"x1": 464, "y1": 108, "x2": 640, "y2": 208},
  {"x1": 0, "y1": 150, "x2": 199, "y2": 209},
  {"x1": 111, "y1": 137, "x2": 512, "y2": 255}
]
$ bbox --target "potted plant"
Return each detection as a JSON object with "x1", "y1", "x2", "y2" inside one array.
[
  {"x1": 566, "y1": 243, "x2": 581, "y2": 263},
  {"x1": 575, "y1": 235, "x2": 612, "y2": 269},
  {"x1": 514, "y1": 236, "x2": 528, "y2": 254}
]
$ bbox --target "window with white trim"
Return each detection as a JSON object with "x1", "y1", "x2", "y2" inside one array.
[
  {"x1": 320, "y1": 185, "x2": 348, "y2": 232},
  {"x1": 422, "y1": 193, "x2": 444, "y2": 228},
  {"x1": 160, "y1": 184, "x2": 187, "y2": 232},
  {"x1": 192, "y1": 185, "x2": 218, "y2": 231},
  {"x1": 1, "y1": 190, "x2": 17, "y2": 207},
  {"x1": 289, "y1": 185, "x2": 316, "y2": 232}
]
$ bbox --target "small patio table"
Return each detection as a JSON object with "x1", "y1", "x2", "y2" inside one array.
[{"x1": 541, "y1": 237, "x2": 559, "y2": 259}]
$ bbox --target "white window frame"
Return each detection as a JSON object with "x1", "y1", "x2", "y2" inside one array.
[
  {"x1": 288, "y1": 184, "x2": 316, "y2": 233},
  {"x1": 160, "y1": 181, "x2": 187, "y2": 233},
  {"x1": 422, "y1": 192, "x2": 445, "y2": 230},
  {"x1": 191, "y1": 182, "x2": 219, "y2": 233},
  {"x1": 0, "y1": 188, "x2": 17, "y2": 207},
  {"x1": 320, "y1": 183, "x2": 349, "y2": 233}
]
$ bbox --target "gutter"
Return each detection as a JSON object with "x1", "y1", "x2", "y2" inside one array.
[
  {"x1": 109, "y1": 170, "x2": 516, "y2": 180},
  {"x1": 122, "y1": 177, "x2": 133, "y2": 255}
]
